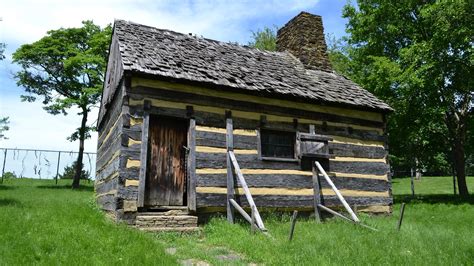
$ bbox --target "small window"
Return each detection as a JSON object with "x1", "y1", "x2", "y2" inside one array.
[{"x1": 260, "y1": 129, "x2": 295, "y2": 159}]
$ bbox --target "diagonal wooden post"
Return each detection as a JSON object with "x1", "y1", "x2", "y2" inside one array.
[
  {"x1": 315, "y1": 161, "x2": 360, "y2": 223},
  {"x1": 229, "y1": 151, "x2": 265, "y2": 230}
]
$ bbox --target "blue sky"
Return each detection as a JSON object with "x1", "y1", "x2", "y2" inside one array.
[{"x1": 0, "y1": 0, "x2": 350, "y2": 154}]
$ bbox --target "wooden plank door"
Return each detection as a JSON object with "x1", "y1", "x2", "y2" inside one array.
[{"x1": 145, "y1": 116, "x2": 188, "y2": 207}]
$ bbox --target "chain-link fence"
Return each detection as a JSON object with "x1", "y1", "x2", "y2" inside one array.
[{"x1": 0, "y1": 148, "x2": 96, "y2": 183}]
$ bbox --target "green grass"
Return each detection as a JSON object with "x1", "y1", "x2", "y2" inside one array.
[
  {"x1": 1, "y1": 176, "x2": 473, "y2": 265},
  {"x1": 0, "y1": 179, "x2": 176, "y2": 265}
]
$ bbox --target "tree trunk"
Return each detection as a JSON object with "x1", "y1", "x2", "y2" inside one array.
[
  {"x1": 445, "y1": 105, "x2": 469, "y2": 197},
  {"x1": 454, "y1": 137, "x2": 469, "y2": 196},
  {"x1": 415, "y1": 158, "x2": 422, "y2": 180},
  {"x1": 72, "y1": 108, "x2": 88, "y2": 189}
]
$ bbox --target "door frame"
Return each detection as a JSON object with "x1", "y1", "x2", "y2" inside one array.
[{"x1": 137, "y1": 111, "x2": 196, "y2": 212}]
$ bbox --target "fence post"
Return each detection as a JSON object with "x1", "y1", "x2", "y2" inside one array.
[
  {"x1": 55, "y1": 151, "x2": 61, "y2": 185},
  {"x1": 397, "y1": 203, "x2": 406, "y2": 231},
  {"x1": 1, "y1": 149, "x2": 7, "y2": 184},
  {"x1": 288, "y1": 210, "x2": 298, "y2": 241}
]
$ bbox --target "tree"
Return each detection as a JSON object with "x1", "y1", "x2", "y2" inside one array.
[
  {"x1": 248, "y1": 26, "x2": 277, "y2": 51},
  {"x1": 1, "y1": 43, "x2": 9, "y2": 140},
  {"x1": 342, "y1": 1, "x2": 473, "y2": 196},
  {"x1": 60, "y1": 161, "x2": 90, "y2": 180},
  {"x1": 0, "y1": 42, "x2": 5, "y2": 60},
  {"x1": 13, "y1": 21, "x2": 111, "y2": 189},
  {"x1": 0, "y1": 117, "x2": 9, "y2": 140}
]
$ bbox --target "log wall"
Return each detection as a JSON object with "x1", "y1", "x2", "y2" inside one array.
[
  {"x1": 95, "y1": 80, "x2": 128, "y2": 220},
  {"x1": 116, "y1": 78, "x2": 392, "y2": 215}
]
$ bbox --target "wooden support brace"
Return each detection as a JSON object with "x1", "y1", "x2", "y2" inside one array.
[
  {"x1": 315, "y1": 161, "x2": 360, "y2": 222},
  {"x1": 229, "y1": 151, "x2": 265, "y2": 230},
  {"x1": 397, "y1": 203, "x2": 406, "y2": 231},
  {"x1": 288, "y1": 210, "x2": 298, "y2": 241},
  {"x1": 318, "y1": 204, "x2": 377, "y2": 231}
]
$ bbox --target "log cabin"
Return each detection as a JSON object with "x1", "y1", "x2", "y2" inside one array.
[{"x1": 95, "y1": 12, "x2": 393, "y2": 231}]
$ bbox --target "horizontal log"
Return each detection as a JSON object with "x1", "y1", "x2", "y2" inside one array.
[
  {"x1": 196, "y1": 153, "x2": 301, "y2": 170},
  {"x1": 120, "y1": 148, "x2": 141, "y2": 161},
  {"x1": 196, "y1": 174, "x2": 389, "y2": 192},
  {"x1": 119, "y1": 168, "x2": 140, "y2": 181},
  {"x1": 99, "y1": 101, "x2": 123, "y2": 137},
  {"x1": 117, "y1": 186, "x2": 138, "y2": 200},
  {"x1": 96, "y1": 194, "x2": 117, "y2": 211},
  {"x1": 329, "y1": 142, "x2": 386, "y2": 159},
  {"x1": 129, "y1": 102, "x2": 384, "y2": 143},
  {"x1": 197, "y1": 187, "x2": 388, "y2": 197},
  {"x1": 98, "y1": 100, "x2": 123, "y2": 148},
  {"x1": 196, "y1": 130, "x2": 257, "y2": 149},
  {"x1": 123, "y1": 127, "x2": 142, "y2": 141},
  {"x1": 130, "y1": 86, "x2": 384, "y2": 128},
  {"x1": 96, "y1": 135, "x2": 121, "y2": 171},
  {"x1": 196, "y1": 193, "x2": 392, "y2": 208},
  {"x1": 96, "y1": 155, "x2": 120, "y2": 181},
  {"x1": 330, "y1": 161, "x2": 389, "y2": 175},
  {"x1": 313, "y1": 124, "x2": 384, "y2": 142},
  {"x1": 95, "y1": 177, "x2": 119, "y2": 194},
  {"x1": 196, "y1": 152, "x2": 388, "y2": 175},
  {"x1": 129, "y1": 104, "x2": 228, "y2": 128}
]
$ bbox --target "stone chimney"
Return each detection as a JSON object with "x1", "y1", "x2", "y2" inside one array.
[{"x1": 277, "y1": 12, "x2": 332, "y2": 71}]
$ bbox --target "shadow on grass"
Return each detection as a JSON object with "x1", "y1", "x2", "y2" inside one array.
[
  {"x1": 395, "y1": 194, "x2": 474, "y2": 205},
  {"x1": 0, "y1": 185, "x2": 17, "y2": 190},
  {"x1": 36, "y1": 185, "x2": 94, "y2": 192},
  {"x1": 0, "y1": 198, "x2": 23, "y2": 207}
]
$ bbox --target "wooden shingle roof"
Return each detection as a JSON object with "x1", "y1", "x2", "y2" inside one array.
[{"x1": 104, "y1": 19, "x2": 392, "y2": 117}]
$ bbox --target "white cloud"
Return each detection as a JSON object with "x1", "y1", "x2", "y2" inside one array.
[
  {"x1": 0, "y1": 0, "x2": 330, "y2": 174},
  {"x1": 1, "y1": 0, "x2": 320, "y2": 47}
]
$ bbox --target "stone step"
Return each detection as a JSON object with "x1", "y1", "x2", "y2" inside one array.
[
  {"x1": 137, "y1": 226, "x2": 200, "y2": 233},
  {"x1": 145, "y1": 206, "x2": 188, "y2": 211},
  {"x1": 138, "y1": 209, "x2": 189, "y2": 216},
  {"x1": 136, "y1": 214, "x2": 198, "y2": 229}
]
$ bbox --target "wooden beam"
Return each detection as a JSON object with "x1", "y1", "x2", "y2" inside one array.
[
  {"x1": 288, "y1": 210, "x2": 298, "y2": 241},
  {"x1": 137, "y1": 111, "x2": 150, "y2": 207},
  {"x1": 317, "y1": 204, "x2": 377, "y2": 231},
  {"x1": 315, "y1": 161, "x2": 360, "y2": 222},
  {"x1": 187, "y1": 118, "x2": 197, "y2": 211},
  {"x1": 228, "y1": 151, "x2": 265, "y2": 230},
  {"x1": 226, "y1": 111, "x2": 235, "y2": 223},
  {"x1": 312, "y1": 165, "x2": 322, "y2": 222},
  {"x1": 229, "y1": 198, "x2": 251, "y2": 224}
]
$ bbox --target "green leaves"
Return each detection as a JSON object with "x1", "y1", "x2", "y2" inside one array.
[
  {"x1": 248, "y1": 26, "x2": 277, "y2": 51},
  {"x1": 0, "y1": 117, "x2": 9, "y2": 140},
  {"x1": 0, "y1": 42, "x2": 5, "y2": 61},
  {"x1": 341, "y1": 0, "x2": 473, "y2": 181},
  {"x1": 12, "y1": 21, "x2": 111, "y2": 187},
  {"x1": 13, "y1": 21, "x2": 111, "y2": 113}
]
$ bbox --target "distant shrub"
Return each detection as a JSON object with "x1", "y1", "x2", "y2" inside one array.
[
  {"x1": 60, "y1": 161, "x2": 90, "y2": 180},
  {"x1": 2, "y1": 171, "x2": 17, "y2": 179}
]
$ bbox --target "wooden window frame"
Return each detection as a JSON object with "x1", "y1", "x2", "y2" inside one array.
[{"x1": 257, "y1": 128, "x2": 299, "y2": 163}]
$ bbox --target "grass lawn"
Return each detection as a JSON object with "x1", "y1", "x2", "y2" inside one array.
[{"x1": 1, "y1": 176, "x2": 473, "y2": 265}]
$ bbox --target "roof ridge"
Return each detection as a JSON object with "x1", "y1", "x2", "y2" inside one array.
[{"x1": 113, "y1": 19, "x2": 286, "y2": 57}]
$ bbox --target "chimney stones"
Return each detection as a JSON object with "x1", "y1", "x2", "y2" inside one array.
[{"x1": 277, "y1": 12, "x2": 332, "y2": 72}]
